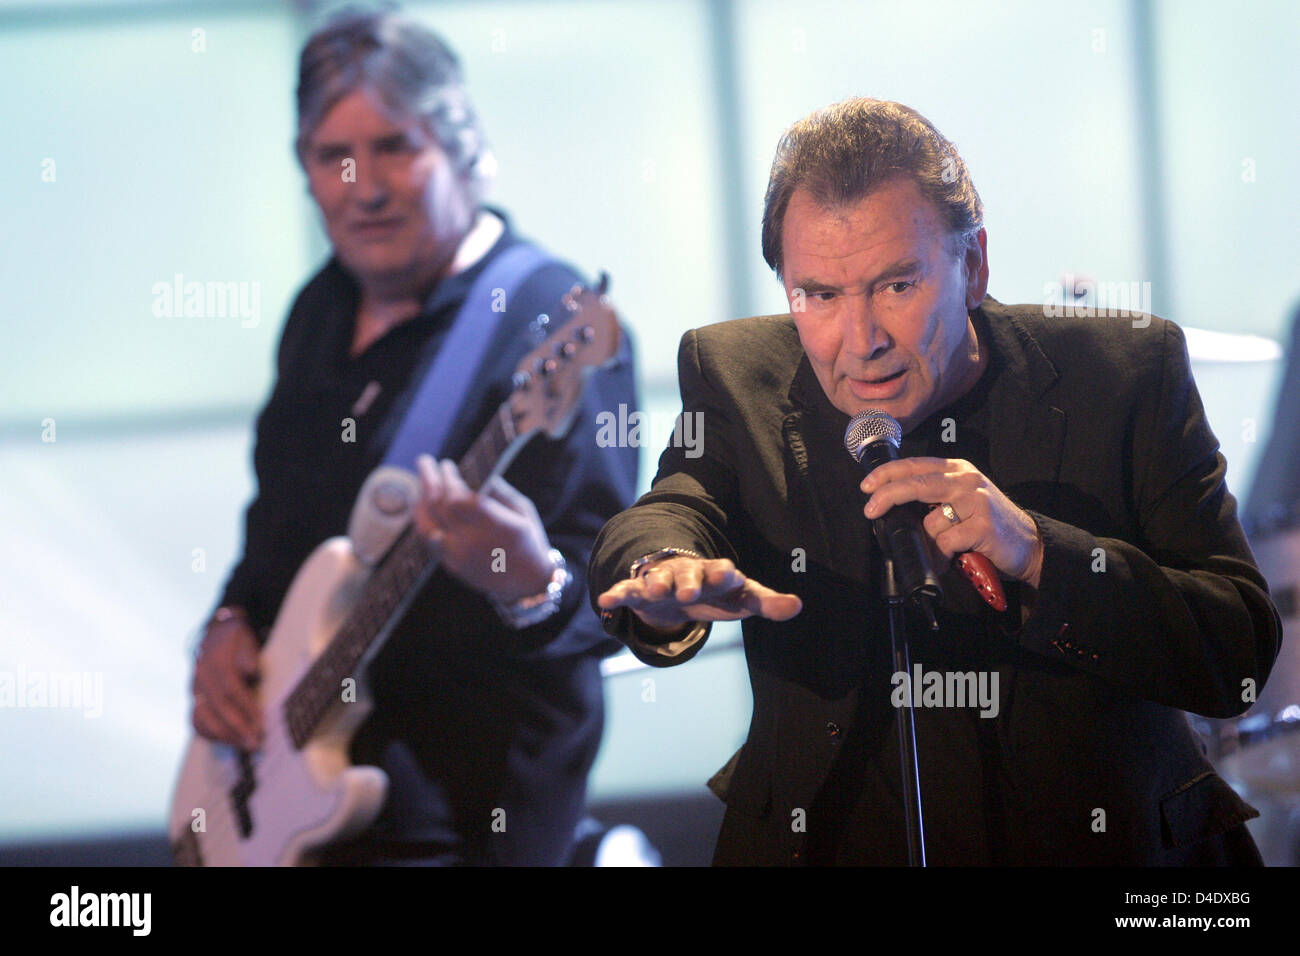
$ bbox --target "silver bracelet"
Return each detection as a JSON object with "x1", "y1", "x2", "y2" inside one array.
[
  {"x1": 628, "y1": 547, "x2": 704, "y2": 578},
  {"x1": 491, "y1": 548, "x2": 571, "y2": 630}
]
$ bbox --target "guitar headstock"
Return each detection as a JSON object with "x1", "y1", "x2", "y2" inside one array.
[{"x1": 507, "y1": 282, "x2": 621, "y2": 439}]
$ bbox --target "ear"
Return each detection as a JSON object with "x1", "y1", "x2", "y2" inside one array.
[{"x1": 962, "y1": 228, "x2": 989, "y2": 308}]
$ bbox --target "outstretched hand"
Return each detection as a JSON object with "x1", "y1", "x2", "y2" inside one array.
[{"x1": 597, "y1": 556, "x2": 802, "y2": 634}]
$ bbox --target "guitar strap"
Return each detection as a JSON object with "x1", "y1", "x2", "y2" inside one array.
[{"x1": 382, "y1": 241, "x2": 551, "y2": 471}]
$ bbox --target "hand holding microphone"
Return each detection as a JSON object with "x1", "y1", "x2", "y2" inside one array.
[{"x1": 846, "y1": 410, "x2": 1041, "y2": 616}]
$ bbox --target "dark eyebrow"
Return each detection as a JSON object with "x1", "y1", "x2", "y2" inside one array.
[
  {"x1": 372, "y1": 132, "x2": 411, "y2": 149},
  {"x1": 308, "y1": 138, "x2": 351, "y2": 154},
  {"x1": 789, "y1": 258, "x2": 923, "y2": 294},
  {"x1": 870, "y1": 258, "x2": 923, "y2": 285},
  {"x1": 309, "y1": 131, "x2": 410, "y2": 154},
  {"x1": 789, "y1": 278, "x2": 841, "y2": 294}
]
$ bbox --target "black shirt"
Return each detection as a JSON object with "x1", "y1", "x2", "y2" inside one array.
[{"x1": 802, "y1": 307, "x2": 1022, "y2": 865}]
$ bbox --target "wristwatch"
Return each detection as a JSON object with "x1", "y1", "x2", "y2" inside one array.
[
  {"x1": 191, "y1": 604, "x2": 252, "y2": 659},
  {"x1": 628, "y1": 547, "x2": 704, "y2": 578},
  {"x1": 490, "y1": 548, "x2": 571, "y2": 629}
]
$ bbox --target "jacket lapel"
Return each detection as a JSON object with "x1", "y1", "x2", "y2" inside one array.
[{"x1": 978, "y1": 300, "x2": 1068, "y2": 508}]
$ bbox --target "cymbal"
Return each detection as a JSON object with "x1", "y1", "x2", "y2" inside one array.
[{"x1": 1184, "y1": 326, "x2": 1283, "y2": 364}]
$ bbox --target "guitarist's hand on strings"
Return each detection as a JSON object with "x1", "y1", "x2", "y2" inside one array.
[
  {"x1": 191, "y1": 610, "x2": 262, "y2": 751},
  {"x1": 415, "y1": 454, "x2": 557, "y2": 604}
]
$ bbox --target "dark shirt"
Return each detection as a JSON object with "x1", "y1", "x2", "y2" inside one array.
[
  {"x1": 780, "y1": 308, "x2": 1003, "y2": 868},
  {"x1": 792, "y1": 308, "x2": 1018, "y2": 864}
]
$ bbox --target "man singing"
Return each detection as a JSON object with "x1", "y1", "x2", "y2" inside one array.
[{"x1": 590, "y1": 97, "x2": 1281, "y2": 865}]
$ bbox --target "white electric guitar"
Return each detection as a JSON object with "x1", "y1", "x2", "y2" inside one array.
[{"x1": 168, "y1": 284, "x2": 621, "y2": 866}]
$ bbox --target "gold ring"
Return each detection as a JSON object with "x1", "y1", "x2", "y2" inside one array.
[{"x1": 940, "y1": 502, "x2": 960, "y2": 525}]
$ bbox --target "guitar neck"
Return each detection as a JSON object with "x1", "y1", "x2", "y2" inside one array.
[{"x1": 282, "y1": 402, "x2": 526, "y2": 748}]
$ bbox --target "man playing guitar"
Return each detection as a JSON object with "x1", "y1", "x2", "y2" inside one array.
[{"x1": 186, "y1": 8, "x2": 638, "y2": 866}]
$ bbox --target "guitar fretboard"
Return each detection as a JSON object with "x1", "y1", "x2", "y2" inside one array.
[{"x1": 282, "y1": 403, "x2": 520, "y2": 748}]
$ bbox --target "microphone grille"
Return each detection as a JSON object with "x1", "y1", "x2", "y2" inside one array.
[{"x1": 844, "y1": 409, "x2": 902, "y2": 462}]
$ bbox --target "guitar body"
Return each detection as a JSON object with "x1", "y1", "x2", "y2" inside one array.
[{"x1": 169, "y1": 538, "x2": 388, "y2": 866}]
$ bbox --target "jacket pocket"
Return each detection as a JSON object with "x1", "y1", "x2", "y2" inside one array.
[
  {"x1": 1158, "y1": 771, "x2": 1259, "y2": 849},
  {"x1": 707, "y1": 746, "x2": 772, "y2": 818}
]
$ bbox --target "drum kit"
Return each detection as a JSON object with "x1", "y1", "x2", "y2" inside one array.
[
  {"x1": 1187, "y1": 512, "x2": 1298, "y2": 866},
  {"x1": 1192, "y1": 508, "x2": 1300, "y2": 866}
]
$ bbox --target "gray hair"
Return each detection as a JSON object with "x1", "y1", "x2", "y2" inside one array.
[
  {"x1": 761, "y1": 98, "x2": 983, "y2": 278},
  {"x1": 294, "y1": 6, "x2": 495, "y2": 195}
]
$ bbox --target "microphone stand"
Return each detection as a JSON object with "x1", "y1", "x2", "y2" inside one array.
[
  {"x1": 847, "y1": 410, "x2": 947, "y2": 867},
  {"x1": 879, "y1": 549, "x2": 928, "y2": 867}
]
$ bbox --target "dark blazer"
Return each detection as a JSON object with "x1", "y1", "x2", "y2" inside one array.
[{"x1": 589, "y1": 297, "x2": 1282, "y2": 865}]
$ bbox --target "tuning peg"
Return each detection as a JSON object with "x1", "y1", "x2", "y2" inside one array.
[
  {"x1": 576, "y1": 325, "x2": 596, "y2": 343},
  {"x1": 512, "y1": 370, "x2": 532, "y2": 389},
  {"x1": 529, "y1": 313, "x2": 551, "y2": 339},
  {"x1": 564, "y1": 285, "x2": 582, "y2": 312}
]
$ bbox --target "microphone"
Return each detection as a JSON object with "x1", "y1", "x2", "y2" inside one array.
[
  {"x1": 844, "y1": 410, "x2": 943, "y2": 629},
  {"x1": 844, "y1": 410, "x2": 1008, "y2": 619}
]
